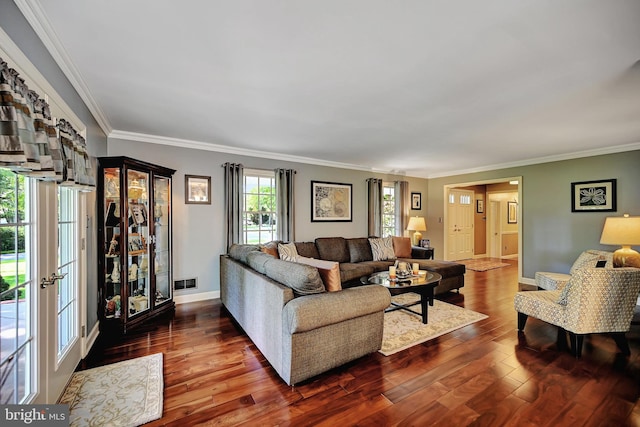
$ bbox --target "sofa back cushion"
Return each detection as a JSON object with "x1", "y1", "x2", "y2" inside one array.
[
  {"x1": 294, "y1": 241, "x2": 320, "y2": 259},
  {"x1": 263, "y1": 258, "x2": 325, "y2": 296},
  {"x1": 247, "y1": 251, "x2": 274, "y2": 274},
  {"x1": 296, "y1": 256, "x2": 341, "y2": 292},
  {"x1": 228, "y1": 244, "x2": 260, "y2": 264},
  {"x1": 347, "y1": 238, "x2": 373, "y2": 263},
  {"x1": 369, "y1": 236, "x2": 396, "y2": 261},
  {"x1": 315, "y1": 237, "x2": 350, "y2": 263},
  {"x1": 392, "y1": 236, "x2": 412, "y2": 258}
]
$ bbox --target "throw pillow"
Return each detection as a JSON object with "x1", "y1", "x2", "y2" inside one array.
[
  {"x1": 369, "y1": 236, "x2": 396, "y2": 261},
  {"x1": 260, "y1": 241, "x2": 280, "y2": 258},
  {"x1": 296, "y1": 256, "x2": 342, "y2": 292},
  {"x1": 392, "y1": 236, "x2": 412, "y2": 258},
  {"x1": 278, "y1": 242, "x2": 299, "y2": 261},
  {"x1": 347, "y1": 238, "x2": 373, "y2": 262}
]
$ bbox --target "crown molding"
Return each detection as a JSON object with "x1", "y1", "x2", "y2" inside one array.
[
  {"x1": 426, "y1": 142, "x2": 640, "y2": 179},
  {"x1": 15, "y1": 0, "x2": 112, "y2": 135},
  {"x1": 108, "y1": 130, "x2": 394, "y2": 174}
]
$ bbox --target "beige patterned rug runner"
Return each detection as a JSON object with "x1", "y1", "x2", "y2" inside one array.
[
  {"x1": 58, "y1": 353, "x2": 163, "y2": 427},
  {"x1": 459, "y1": 258, "x2": 511, "y2": 272},
  {"x1": 380, "y1": 294, "x2": 488, "y2": 356}
]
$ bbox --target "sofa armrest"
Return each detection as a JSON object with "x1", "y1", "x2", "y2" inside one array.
[{"x1": 282, "y1": 285, "x2": 391, "y2": 334}]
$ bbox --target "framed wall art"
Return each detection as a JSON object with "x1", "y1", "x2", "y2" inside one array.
[
  {"x1": 476, "y1": 199, "x2": 484, "y2": 214},
  {"x1": 508, "y1": 201, "x2": 518, "y2": 224},
  {"x1": 311, "y1": 181, "x2": 352, "y2": 222},
  {"x1": 185, "y1": 175, "x2": 211, "y2": 205},
  {"x1": 411, "y1": 192, "x2": 422, "y2": 210},
  {"x1": 571, "y1": 179, "x2": 617, "y2": 212}
]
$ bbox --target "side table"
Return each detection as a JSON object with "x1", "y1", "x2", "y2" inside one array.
[{"x1": 412, "y1": 246, "x2": 434, "y2": 260}]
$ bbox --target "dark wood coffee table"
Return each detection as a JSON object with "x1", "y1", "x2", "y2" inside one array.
[{"x1": 361, "y1": 270, "x2": 442, "y2": 324}]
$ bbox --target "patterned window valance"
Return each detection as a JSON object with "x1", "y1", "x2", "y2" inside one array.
[{"x1": 0, "y1": 56, "x2": 95, "y2": 190}]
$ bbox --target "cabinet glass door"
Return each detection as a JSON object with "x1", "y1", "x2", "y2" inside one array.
[
  {"x1": 127, "y1": 169, "x2": 150, "y2": 317},
  {"x1": 153, "y1": 176, "x2": 171, "y2": 306},
  {"x1": 103, "y1": 167, "x2": 121, "y2": 318}
]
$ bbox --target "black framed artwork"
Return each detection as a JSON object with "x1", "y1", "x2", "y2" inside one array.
[
  {"x1": 411, "y1": 192, "x2": 421, "y2": 210},
  {"x1": 185, "y1": 175, "x2": 211, "y2": 204},
  {"x1": 571, "y1": 179, "x2": 617, "y2": 212},
  {"x1": 476, "y1": 199, "x2": 484, "y2": 214},
  {"x1": 311, "y1": 181, "x2": 352, "y2": 222}
]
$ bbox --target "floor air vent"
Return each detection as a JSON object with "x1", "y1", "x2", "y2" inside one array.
[{"x1": 174, "y1": 278, "x2": 197, "y2": 290}]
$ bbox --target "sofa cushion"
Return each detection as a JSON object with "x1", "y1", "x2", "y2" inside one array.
[
  {"x1": 315, "y1": 237, "x2": 350, "y2": 263},
  {"x1": 247, "y1": 251, "x2": 274, "y2": 274},
  {"x1": 228, "y1": 244, "x2": 260, "y2": 264},
  {"x1": 278, "y1": 242, "x2": 299, "y2": 261},
  {"x1": 263, "y1": 258, "x2": 325, "y2": 296},
  {"x1": 260, "y1": 241, "x2": 280, "y2": 258},
  {"x1": 339, "y1": 262, "x2": 376, "y2": 284},
  {"x1": 392, "y1": 236, "x2": 412, "y2": 258},
  {"x1": 296, "y1": 256, "x2": 341, "y2": 292},
  {"x1": 347, "y1": 238, "x2": 373, "y2": 263},
  {"x1": 294, "y1": 241, "x2": 320, "y2": 259},
  {"x1": 369, "y1": 236, "x2": 396, "y2": 261}
]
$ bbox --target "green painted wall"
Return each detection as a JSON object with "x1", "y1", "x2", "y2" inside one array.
[{"x1": 427, "y1": 150, "x2": 640, "y2": 279}]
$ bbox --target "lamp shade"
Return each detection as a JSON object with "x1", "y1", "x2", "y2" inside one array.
[
  {"x1": 600, "y1": 215, "x2": 640, "y2": 245},
  {"x1": 407, "y1": 216, "x2": 427, "y2": 232},
  {"x1": 600, "y1": 214, "x2": 640, "y2": 268}
]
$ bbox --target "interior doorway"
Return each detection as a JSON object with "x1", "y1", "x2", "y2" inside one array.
[{"x1": 443, "y1": 177, "x2": 522, "y2": 276}]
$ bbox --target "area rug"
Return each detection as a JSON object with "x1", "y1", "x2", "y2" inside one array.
[
  {"x1": 459, "y1": 259, "x2": 510, "y2": 272},
  {"x1": 58, "y1": 353, "x2": 163, "y2": 427},
  {"x1": 380, "y1": 294, "x2": 488, "y2": 356}
]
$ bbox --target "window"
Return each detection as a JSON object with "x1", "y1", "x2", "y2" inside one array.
[
  {"x1": 243, "y1": 169, "x2": 276, "y2": 244},
  {"x1": 382, "y1": 184, "x2": 395, "y2": 237},
  {"x1": 57, "y1": 187, "x2": 78, "y2": 359},
  {"x1": 0, "y1": 170, "x2": 34, "y2": 404}
]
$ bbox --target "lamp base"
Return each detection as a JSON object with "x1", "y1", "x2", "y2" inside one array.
[
  {"x1": 613, "y1": 246, "x2": 640, "y2": 268},
  {"x1": 412, "y1": 231, "x2": 422, "y2": 246}
]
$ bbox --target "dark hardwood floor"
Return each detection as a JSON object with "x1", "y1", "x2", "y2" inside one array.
[{"x1": 83, "y1": 260, "x2": 640, "y2": 426}]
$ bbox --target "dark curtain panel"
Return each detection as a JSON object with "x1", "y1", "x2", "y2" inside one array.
[
  {"x1": 275, "y1": 168, "x2": 296, "y2": 242},
  {"x1": 223, "y1": 162, "x2": 244, "y2": 250},
  {"x1": 367, "y1": 178, "x2": 384, "y2": 237}
]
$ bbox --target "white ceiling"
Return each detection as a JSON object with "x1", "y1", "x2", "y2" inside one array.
[{"x1": 17, "y1": 0, "x2": 640, "y2": 177}]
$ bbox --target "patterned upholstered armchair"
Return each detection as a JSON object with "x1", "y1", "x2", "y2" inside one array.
[
  {"x1": 535, "y1": 249, "x2": 613, "y2": 290},
  {"x1": 515, "y1": 267, "x2": 640, "y2": 357}
]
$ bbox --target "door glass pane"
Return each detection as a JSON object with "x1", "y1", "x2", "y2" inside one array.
[
  {"x1": 0, "y1": 170, "x2": 34, "y2": 404},
  {"x1": 127, "y1": 170, "x2": 150, "y2": 317},
  {"x1": 57, "y1": 187, "x2": 77, "y2": 359}
]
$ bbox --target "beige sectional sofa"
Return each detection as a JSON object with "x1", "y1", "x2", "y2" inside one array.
[{"x1": 220, "y1": 236, "x2": 466, "y2": 385}]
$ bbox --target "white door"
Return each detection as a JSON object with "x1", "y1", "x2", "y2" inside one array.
[
  {"x1": 34, "y1": 184, "x2": 83, "y2": 403},
  {"x1": 446, "y1": 189, "x2": 474, "y2": 261}
]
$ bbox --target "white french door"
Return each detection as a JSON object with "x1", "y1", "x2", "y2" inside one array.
[{"x1": 34, "y1": 183, "x2": 83, "y2": 403}]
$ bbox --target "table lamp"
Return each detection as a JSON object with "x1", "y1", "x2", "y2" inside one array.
[
  {"x1": 407, "y1": 216, "x2": 427, "y2": 246},
  {"x1": 599, "y1": 213, "x2": 640, "y2": 268}
]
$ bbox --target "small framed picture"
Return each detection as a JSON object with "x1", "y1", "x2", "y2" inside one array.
[
  {"x1": 571, "y1": 179, "x2": 617, "y2": 212},
  {"x1": 128, "y1": 233, "x2": 145, "y2": 254},
  {"x1": 476, "y1": 199, "x2": 484, "y2": 213},
  {"x1": 420, "y1": 239, "x2": 430, "y2": 248},
  {"x1": 129, "y1": 201, "x2": 147, "y2": 226},
  {"x1": 185, "y1": 175, "x2": 211, "y2": 205},
  {"x1": 411, "y1": 192, "x2": 421, "y2": 210},
  {"x1": 508, "y1": 201, "x2": 518, "y2": 224}
]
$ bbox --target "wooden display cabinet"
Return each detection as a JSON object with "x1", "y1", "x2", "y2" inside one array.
[{"x1": 97, "y1": 156, "x2": 175, "y2": 334}]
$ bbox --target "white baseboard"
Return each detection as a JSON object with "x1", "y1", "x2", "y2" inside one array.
[
  {"x1": 174, "y1": 291, "x2": 220, "y2": 305},
  {"x1": 83, "y1": 322, "x2": 100, "y2": 358}
]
